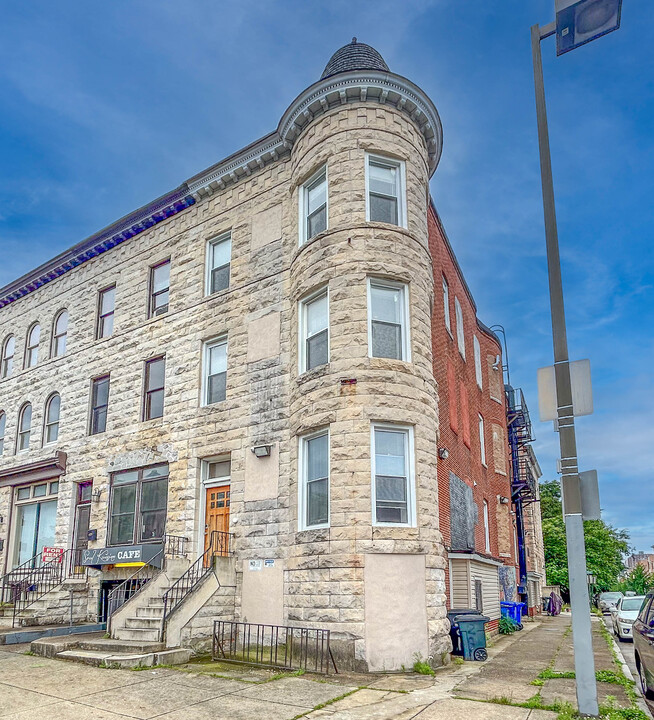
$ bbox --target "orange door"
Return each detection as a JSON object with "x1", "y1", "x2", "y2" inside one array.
[{"x1": 204, "y1": 485, "x2": 230, "y2": 562}]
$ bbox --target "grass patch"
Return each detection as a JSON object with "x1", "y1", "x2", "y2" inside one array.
[
  {"x1": 531, "y1": 678, "x2": 544, "y2": 686},
  {"x1": 411, "y1": 652, "x2": 435, "y2": 676},
  {"x1": 538, "y1": 668, "x2": 576, "y2": 680}
]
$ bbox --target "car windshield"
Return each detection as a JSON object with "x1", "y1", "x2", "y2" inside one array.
[
  {"x1": 621, "y1": 597, "x2": 645, "y2": 612},
  {"x1": 601, "y1": 593, "x2": 622, "y2": 601}
]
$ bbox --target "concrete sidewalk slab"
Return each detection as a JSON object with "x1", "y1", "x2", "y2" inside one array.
[
  {"x1": 157, "y1": 693, "x2": 307, "y2": 720},
  {"x1": 233, "y1": 675, "x2": 357, "y2": 708},
  {"x1": 73, "y1": 676, "x2": 228, "y2": 719}
]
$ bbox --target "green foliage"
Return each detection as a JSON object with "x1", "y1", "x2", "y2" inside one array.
[
  {"x1": 615, "y1": 565, "x2": 654, "y2": 595},
  {"x1": 412, "y1": 653, "x2": 435, "y2": 676},
  {"x1": 499, "y1": 616, "x2": 519, "y2": 634},
  {"x1": 540, "y1": 480, "x2": 629, "y2": 593}
]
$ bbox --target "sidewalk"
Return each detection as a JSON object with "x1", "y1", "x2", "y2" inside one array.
[{"x1": 0, "y1": 614, "x2": 647, "y2": 719}]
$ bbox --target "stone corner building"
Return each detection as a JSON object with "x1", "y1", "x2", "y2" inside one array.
[{"x1": 0, "y1": 40, "x2": 533, "y2": 670}]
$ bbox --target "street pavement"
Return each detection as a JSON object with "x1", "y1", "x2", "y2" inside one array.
[{"x1": 0, "y1": 615, "x2": 646, "y2": 719}]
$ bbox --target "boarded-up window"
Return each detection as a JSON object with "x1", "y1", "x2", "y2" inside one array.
[
  {"x1": 488, "y1": 354, "x2": 503, "y2": 403},
  {"x1": 492, "y1": 423, "x2": 507, "y2": 475},
  {"x1": 449, "y1": 472, "x2": 477, "y2": 551},
  {"x1": 447, "y1": 361, "x2": 458, "y2": 433},
  {"x1": 460, "y1": 381, "x2": 470, "y2": 447}
]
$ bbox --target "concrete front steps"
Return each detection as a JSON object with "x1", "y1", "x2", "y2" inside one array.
[
  {"x1": 109, "y1": 557, "x2": 191, "y2": 644},
  {"x1": 31, "y1": 632, "x2": 192, "y2": 669}
]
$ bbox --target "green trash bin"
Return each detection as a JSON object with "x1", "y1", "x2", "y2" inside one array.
[{"x1": 454, "y1": 613, "x2": 490, "y2": 661}]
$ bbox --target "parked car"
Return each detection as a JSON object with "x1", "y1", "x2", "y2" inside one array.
[
  {"x1": 633, "y1": 592, "x2": 654, "y2": 699},
  {"x1": 612, "y1": 595, "x2": 646, "y2": 641},
  {"x1": 598, "y1": 591, "x2": 623, "y2": 614}
]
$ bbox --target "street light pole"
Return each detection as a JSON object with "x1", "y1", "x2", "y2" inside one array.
[{"x1": 531, "y1": 22, "x2": 599, "y2": 717}]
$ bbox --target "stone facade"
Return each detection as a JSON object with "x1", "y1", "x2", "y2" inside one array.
[{"x1": 0, "y1": 42, "x2": 453, "y2": 669}]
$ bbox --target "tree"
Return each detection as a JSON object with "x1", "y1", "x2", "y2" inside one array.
[
  {"x1": 616, "y1": 565, "x2": 654, "y2": 595},
  {"x1": 539, "y1": 480, "x2": 629, "y2": 595}
]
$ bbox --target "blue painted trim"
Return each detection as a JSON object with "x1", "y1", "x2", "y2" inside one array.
[{"x1": 0, "y1": 186, "x2": 195, "y2": 310}]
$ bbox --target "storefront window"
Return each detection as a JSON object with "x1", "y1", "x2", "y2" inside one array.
[
  {"x1": 13, "y1": 481, "x2": 59, "y2": 567},
  {"x1": 108, "y1": 464, "x2": 168, "y2": 546}
]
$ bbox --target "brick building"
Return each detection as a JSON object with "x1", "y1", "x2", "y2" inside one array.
[
  {"x1": 627, "y1": 552, "x2": 654, "y2": 574},
  {"x1": 0, "y1": 39, "x2": 542, "y2": 668},
  {"x1": 428, "y1": 208, "x2": 519, "y2": 630}
]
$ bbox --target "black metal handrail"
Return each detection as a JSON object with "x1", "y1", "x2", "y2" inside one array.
[
  {"x1": 106, "y1": 534, "x2": 190, "y2": 631},
  {"x1": 165, "y1": 534, "x2": 190, "y2": 558},
  {"x1": 107, "y1": 545, "x2": 165, "y2": 631},
  {"x1": 160, "y1": 530, "x2": 232, "y2": 641},
  {"x1": 9, "y1": 547, "x2": 87, "y2": 626},
  {"x1": 212, "y1": 620, "x2": 337, "y2": 674}
]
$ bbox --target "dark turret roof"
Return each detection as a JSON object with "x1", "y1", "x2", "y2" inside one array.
[{"x1": 321, "y1": 38, "x2": 389, "y2": 80}]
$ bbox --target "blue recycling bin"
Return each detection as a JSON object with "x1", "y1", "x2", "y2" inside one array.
[
  {"x1": 451, "y1": 612, "x2": 490, "y2": 661},
  {"x1": 501, "y1": 601, "x2": 527, "y2": 629}
]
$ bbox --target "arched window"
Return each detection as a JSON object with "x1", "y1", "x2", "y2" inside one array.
[
  {"x1": 1, "y1": 335, "x2": 15, "y2": 378},
  {"x1": 0, "y1": 411, "x2": 6, "y2": 455},
  {"x1": 51, "y1": 311, "x2": 68, "y2": 357},
  {"x1": 44, "y1": 393, "x2": 60, "y2": 444},
  {"x1": 25, "y1": 324, "x2": 40, "y2": 369},
  {"x1": 17, "y1": 403, "x2": 32, "y2": 451}
]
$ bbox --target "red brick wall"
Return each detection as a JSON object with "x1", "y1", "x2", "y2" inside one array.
[{"x1": 428, "y1": 203, "x2": 517, "y2": 607}]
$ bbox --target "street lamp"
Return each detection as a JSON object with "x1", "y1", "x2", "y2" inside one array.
[{"x1": 531, "y1": 0, "x2": 622, "y2": 716}]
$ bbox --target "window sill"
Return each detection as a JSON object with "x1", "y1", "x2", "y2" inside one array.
[
  {"x1": 141, "y1": 417, "x2": 164, "y2": 426},
  {"x1": 205, "y1": 286, "x2": 231, "y2": 301},
  {"x1": 296, "y1": 364, "x2": 329, "y2": 384}
]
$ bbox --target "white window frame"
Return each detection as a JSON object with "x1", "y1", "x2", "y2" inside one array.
[
  {"x1": 454, "y1": 296, "x2": 465, "y2": 360},
  {"x1": 479, "y1": 414, "x2": 486, "y2": 466},
  {"x1": 371, "y1": 423, "x2": 416, "y2": 528},
  {"x1": 365, "y1": 153, "x2": 407, "y2": 229},
  {"x1": 16, "y1": 402, "x2": 32, "y2": 453},
  {"x1": 473, "y1": 335, "x2": 482, "y2": 388},
  {"x1": 442, "y1": 276, "x2": 451, "y2": 335},
  {"x1": 43, "y1": 393, "x2": 61, "y2": 446},
  {"x1": 198, "y1": 456, "x2": 231, "y2": 559},
  {"x1": 205, "y1": 231, "x2": 232, "y2": 296},
  {"x1": 367, "y1": 278, "x2": 411, "y2": 362},
  {"x1": 298, "y1": 287, "x2": 329, "y2": 374},
  {"x1": 299, "y1": 165, "x2": 328, "y2": 246},
  {"x1": 51, "y1": 309, "x2": 68, "y2": 358},
  {"x1": 202, "y1": 336, "x2": 228, "y2": 407},
  {"x1": 298, "y1": 427, "x2": 330, "y2": 531},
  {"x1": 483, "y1": 500, "x2": 490, "y2": 553}
]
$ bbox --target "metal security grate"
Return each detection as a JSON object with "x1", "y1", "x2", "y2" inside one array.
[{"x1": 212, "y1": 621, "x2": 337, "y2": 675}]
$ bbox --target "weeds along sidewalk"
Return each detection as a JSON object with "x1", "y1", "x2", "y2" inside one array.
[{"x1": 449, "y1": 613, "x2": 650, "y2": 720}]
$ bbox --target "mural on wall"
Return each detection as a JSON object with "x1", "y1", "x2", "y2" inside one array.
[{"x1": 499, "y1": 565, "x2": 517, "y2": 602}]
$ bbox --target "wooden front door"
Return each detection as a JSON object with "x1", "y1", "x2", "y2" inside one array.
[{"x1": 204, "y1": 485, "x2": 230, "y2": 563}]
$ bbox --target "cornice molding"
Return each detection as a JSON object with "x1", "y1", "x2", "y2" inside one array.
[{"x1": 278, "y1": 70, "x2": 442, "y2": 174}]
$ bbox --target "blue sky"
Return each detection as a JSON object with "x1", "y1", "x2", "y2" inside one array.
[{"x1": 1, "y1": 1, "x2": 652, "y2": 552}]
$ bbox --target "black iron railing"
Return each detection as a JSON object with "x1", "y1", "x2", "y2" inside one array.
[
  {"x1": 212, "y1": 620, "x2": 337, "y2": 674},
  {"x1": 105, "y1": 534, "x2": 190, "y2": 630},
  {"x1": 165, "y1": 534, "x2": 190, "y2": 558},
  {"x1": 160, "y1": 530, "x2": 232, "y2": 641},
  {"x1": 5, "y1": 548, "x2": 87, "y2": 626}
]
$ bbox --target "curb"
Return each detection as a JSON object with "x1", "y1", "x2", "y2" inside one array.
[{"x1": 607, "y1": 627, "x2": 654, "y2": 720}]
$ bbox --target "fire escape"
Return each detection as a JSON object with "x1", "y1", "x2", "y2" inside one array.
[{"x1": 506, "y1": 385, "x2": 537, "y2": 602}]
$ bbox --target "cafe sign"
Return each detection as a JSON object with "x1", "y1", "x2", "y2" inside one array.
[{"x1": 81, "y1": 543, "x2": 163, "y2": 568}]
